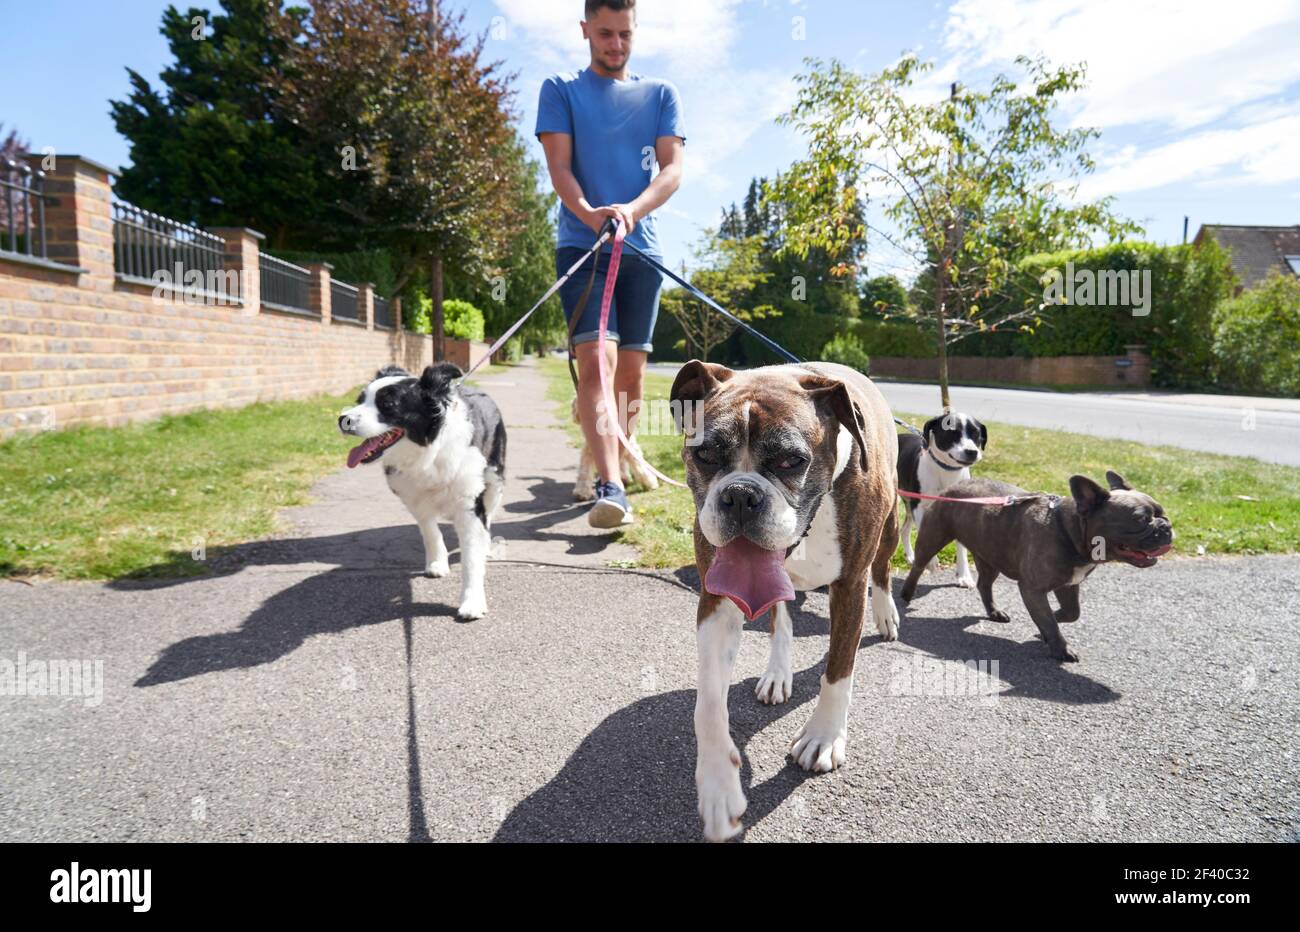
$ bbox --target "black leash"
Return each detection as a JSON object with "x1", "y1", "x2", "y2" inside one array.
[
  {"x1": 620, "y1": 237, "x2": 804, "y2": 366},
  {"x1": 562, "y1": 221, "x2": 929, "y2": 442}
]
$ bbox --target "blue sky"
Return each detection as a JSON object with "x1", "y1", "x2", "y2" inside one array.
[{"x1": 3, "y1": 0, "x2": 1298, "y2": 279}]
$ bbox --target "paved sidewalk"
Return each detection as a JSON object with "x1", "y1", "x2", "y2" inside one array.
[{"x1": 1, "y1": 359, "x2": 1297, "y2": 842}]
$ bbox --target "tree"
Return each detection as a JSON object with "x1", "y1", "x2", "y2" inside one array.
[
  {"x1": 861, "y1": 274, "x2": 909, "y2": 316},
  {"x1": 663, "y1": 230, "x2": 774, "y2": 361},
  {"x1": 274, "y1": 0, "x2": 522, "y2": 360},
  {"x1": 443, "y1": 133, "x2": 563, "y2": 351},
  {"x1": 110, "y1": 0, "x2": 325, "y2": 247},
  {"x1": 721, "y1": 174, "x2": 866, "y2": 321},
  {"x1": 773, "y1": 54, "x2": 1138, "y2": 407}
]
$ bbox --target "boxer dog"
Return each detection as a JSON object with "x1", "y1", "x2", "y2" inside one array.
[{"x1": 671, "y1": 360, "x2": 900, "y2": 842}]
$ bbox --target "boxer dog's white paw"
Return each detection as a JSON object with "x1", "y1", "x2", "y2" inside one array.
[
  {"x1": 456, "y1": 593, "x2": 487, "y2": 620},
  {"x1": 872, "y1": 584, "x2": 900, "y2": 641},
  {"x1": 789, "y1": 718, "x2": 847, "y2": 772},
  {"x1": 789, "y1": 675, "x2": 851, "y2": 772},
  {"x1": 925, "y1": 557, "x2": 940, "y2": 574},
  {"x1": 755, "y1": 663, "x2": 793, "y2": 704},
  {"x1": 425, "y1": 559, "x2": 450, "y2": 578},
  {"x1": 697, "y1": 744, "x2": 746, "y2": 841},
  {"x1": 954, "y1": 571, "x2": 976, "y2": 589}
]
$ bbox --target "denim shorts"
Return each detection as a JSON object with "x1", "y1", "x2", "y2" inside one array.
[{"x1": 557, "y1": 247, "x2": 663, "y2": 352}]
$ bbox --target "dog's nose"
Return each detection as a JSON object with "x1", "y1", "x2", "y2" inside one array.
[
  {"x1": 719, "y1": 480, "x2": 766, "y2": 523},
  {"x1": 338, "y1": 414, "x2": 355, "y2": 432}
]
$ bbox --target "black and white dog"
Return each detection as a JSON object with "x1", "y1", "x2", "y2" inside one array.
[
  {"x1": 897, "y1": 412, "x2": 987, "y2": 589},
  {"x1": 338, "y1": 363, "x2": 506, "y2": 620}
]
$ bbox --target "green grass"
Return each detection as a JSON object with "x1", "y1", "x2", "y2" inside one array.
[
  {"x1": 540, "y1": 357, "x2": 1300, "y2": 569},
  {"x1": 0, "y1": 366, "x2": 512, "y2": 581}
]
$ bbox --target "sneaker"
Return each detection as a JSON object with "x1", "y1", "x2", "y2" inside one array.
[{"x1": 588, "y1": 480, "x2": 634, "y2": 529}]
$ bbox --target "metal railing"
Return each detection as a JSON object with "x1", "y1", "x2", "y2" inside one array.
[
  {"x1": 373, "y1": 295, "x2": 394, "y2": 330},
  {"x1": 2, "y1": 159, "x2": 49, "y2": 260},
  {"x1": 112, "y1": 199, "x2": 229, "y2": 297},
  {"x1": 330, "y1": 279, "x2": 361, "y2": 323},
  {"x1": 259, "y1": 252, "x2": 313, "y2": 314}
]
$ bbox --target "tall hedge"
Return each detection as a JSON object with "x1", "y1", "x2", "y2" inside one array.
[
  {"x1": 960, "y1": 240, "x2": 1234, "y2": 388},
  {"x1": 1212, "y1": 271, "x2": 1300, "y2": 397},
  {"x1": 735, "y1": 309, "x2": 933, "y2": 365}
]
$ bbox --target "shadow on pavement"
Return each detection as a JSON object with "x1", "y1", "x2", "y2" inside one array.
[
  {"x1": 896, "y1": 579, "x2": 1121, "y2": 704},
  {"x1": 493, "y1": 597, "x2": 854, "y2": 842}
]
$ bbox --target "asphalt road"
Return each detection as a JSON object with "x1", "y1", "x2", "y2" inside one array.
[
  {"x1": 646, "y1": 363, "x2": 1300, "y2": 467},
  {"x1": 2, "y1": 360, "x2": 1297, "y2": 842}
]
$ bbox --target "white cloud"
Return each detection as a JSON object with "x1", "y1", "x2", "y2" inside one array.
[
  {"x1": 1078, "y1": 109, "x2": 1300, "y2": 198},
  {"x1": 940, "y1": 0, "x2": 1300, "y2": 131},
  {"x1": 494, "y1": 0, "x2": 744, "y2": 79},
  {"x1": 494, "y1": 0, "x2": 794, "y2": 194}
]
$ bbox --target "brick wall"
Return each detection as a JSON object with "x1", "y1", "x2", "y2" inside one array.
[
  {"x1": 869, "y1": 344, "x2": 1152, "y2": 388},
  {"x1": 0, "y1": 155, "x2": 488, "y2": 438}
]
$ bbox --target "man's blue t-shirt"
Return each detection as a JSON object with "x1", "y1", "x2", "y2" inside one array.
[{"x1": 535, "y1": 68, "x2": 685, "y2": 259}]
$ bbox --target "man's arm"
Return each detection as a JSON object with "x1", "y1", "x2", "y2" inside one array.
[
  {"x1": 538, "y1": 132, "x2": 623, "y2": 234},
  {"x1": 615, "y1": 135, "x2": 684, "y2": 236}
]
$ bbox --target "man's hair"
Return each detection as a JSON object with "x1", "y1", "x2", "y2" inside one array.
[{"x1": 585, "y1": 0, "x2": 635, "y2": 18}]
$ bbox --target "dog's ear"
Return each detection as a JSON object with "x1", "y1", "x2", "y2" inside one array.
[
  {"x1": 922, "y1": 415, "x2": 945, "y2": 443},
  {"x1": 972, "y1": 417, "x2": 988, "y2": 450},
  {"x1": 799, "y1": 375, "x2": 868, "y2": 471},
  {"x1": 418, "y1": 363, "x2": 462, "y2": 398},
  {"x1": 670, "y1": 360, "x2": 732, "y2": 433},
  {"x1": 1069, "y1": 475, "x2": 1110, "y2": 515},
  {"x1": 375, "y1": 365, "x2": 409, "y2": 380},
  {"x1": 1105, "y1": 469, "x2": 1132, "y2": 491}
]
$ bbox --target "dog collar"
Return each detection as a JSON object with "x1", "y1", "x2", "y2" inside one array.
[
  {"x1": 926, "y1": 447, "x2": 966, "y2": 472},
  {"x1": 787, "y1": 492, "x2": 826, "y2": 558}
]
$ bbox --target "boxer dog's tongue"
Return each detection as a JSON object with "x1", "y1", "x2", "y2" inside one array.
[{"x1": 705, "y1": 536, "x2": 795, "y2": 620}]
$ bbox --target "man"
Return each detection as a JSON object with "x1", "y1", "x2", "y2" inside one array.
[{"x1": 536, "y1": 0, "x2": 686, "y2": 528}]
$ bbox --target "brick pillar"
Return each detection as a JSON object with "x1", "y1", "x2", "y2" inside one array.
[
  {"x1": 27, "y1": 154, "x2": 116, "y2": 285},
  {"x1": 358, "y1": 282, "x2": 375, "y2": 330},
  {"x1": 306, "y1": 262, "x2": 333, "y2": 324},
  {"x1": 1125, "y1": 344, "x2": 1151, "y2": 387},
  {"x1": 210, "y1": 227, "x2": 264, "y2": 313}
]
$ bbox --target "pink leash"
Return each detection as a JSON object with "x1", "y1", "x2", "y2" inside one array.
[
  {"x1": 897, "y1": 489, "x2": 1021, "y2": 506},
  {"x1": 597, "y1": 222, "x2": 686, "y2": 490}
]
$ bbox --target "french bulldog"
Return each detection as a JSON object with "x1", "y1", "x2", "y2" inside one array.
[{"x1": 899, "y1": 470, "x2": 1172, "y2": 662}]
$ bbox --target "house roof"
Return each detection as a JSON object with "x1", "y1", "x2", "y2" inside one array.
[{"x1": 1193, "y1": 224, "x2": 1300, "y2": 289}]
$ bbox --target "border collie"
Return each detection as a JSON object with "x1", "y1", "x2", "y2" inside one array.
[
  {"x1": 338, "y1": 363, "x2": 505, "y2": 619},
  {"x1": 897, "y1": 412, "x2": 987, "y2": 588}
]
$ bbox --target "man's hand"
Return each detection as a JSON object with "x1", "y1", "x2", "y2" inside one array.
[
  {"x1": 584, "y1": 204, "x2": 636, "y2": 236},
  {"x1": 608, "y1": 203, "x2": 637, "y2": 236}
]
